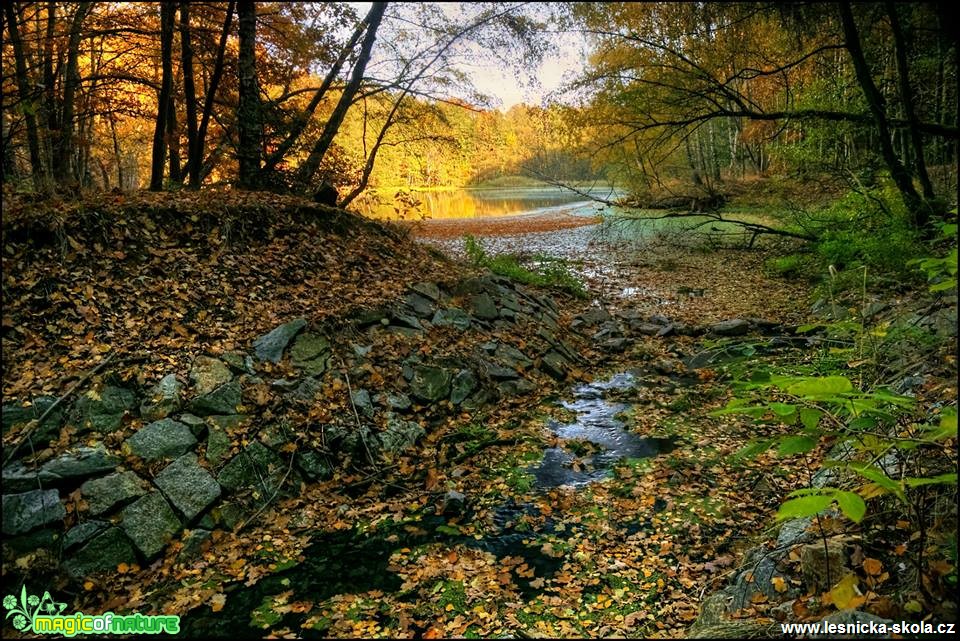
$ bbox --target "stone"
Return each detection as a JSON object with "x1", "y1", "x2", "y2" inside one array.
[
  {"x1": 404, "y1": 292, "x2": 436, "y2": 318},
  {"x1": 431, "y1": 308, "x2": 472, "y2": 331},
  {"x1": 76, "y1": 386, "x2": 136, "y2": 433},
  {"x1": 212, "y1": 501, "x2": 245, "y2": 531},
  {"x1": 450, "y1": 370, "x2": 478, "y2": 405},
  {"x1": 470, "y1": 292, "x2": 499, "y2": 320},
  {"x1": 81, "y1": 471, "x2": 148, "y2": 516},
  {"x1": 178, "y1": 528, "x2": 213, "y2": 561},
  {"x1": 351, "y1": 389, "x2": 375, "y2": 417},
  {"x1": 189, "y1": 380, "x2": 242, "y2": 416},
  {"x1": 221, "y1": 351, "x2": 255, "y2": 374},
  {"x1": 63, "y1": 520, "x2": 110, "y2": 551},
  {"x1": 178, "y1": 413, "x2": 207, "y2": 435},
  {"x1": 140, "y1": 374, "x2": 183, "y2": 422},
  {"x1": 497, "y1": 378, "x2": 537, "y2": 397},
  {"x1": 575, "y1": 307, "x2": 612, "y2": 327},
  {"x1": 710, "y1": 319, "x2": 751, "y2": 336},
  {"x1": 800, "y1": 541, "x2": 848, "y2": 592},
  {"x1": 495, "y1": 344, "x2": 533, "y2": 371},
  {"x1": 253, "y1": 318, "x2": 307, "y2": 363},
  {"x1": 2, "y1": 396, "x2": 63, "y2": 442},
  {"x1": 441, "y1": 490, "x2": 467, "y2": 517},
  {"x1": 375, "y1": 392, "x2": 411, "y2": 411},
  {"x1": 540, "y1": 351, "x2": 569, "y2": 380},
  {"x1": 125, "y1": 418, "x2": 197, "y2": 460},
  {"x1": 409, "y1": 364, "x2": 453, "y2": 402},
  {"x1": 2, "y1": 445, "x2": 121, "y2": 492},
  {"x1": 64, "y1": 527, "x2": 137, "y2": 578},
  {"x1": 121, "y1": 492, "x2": 181, "y2": 558},
  {"x1": 154, "y1": 453, "x2": 221, "y2": 521},
  {"x1": 650, "y1": 314, "x2": 672, "y2": 325},
  {"x1": 389, "y1": 311, "x2": 423, "y2": 331},
  {"x1": 484, "y1": 361, "x2": 519, "y2": 380},
  {"x1": 633, "y1": 322, "x2": 664, "y2": 336},
  {"x1": 602, "y1": 337, "x2": 629, "y2": 352},
  {"x1": 190, "y1": 357, "x2": 233, "y2": 395},
  {"x1": 728, "y1": 554, "x2": 793, "y2": 611},
  {"x1": 380, "y1": 416, "x2": 425, "y2": 454},
  {"x1": 410, "y1": 281, "x2": 441, "y2": 301},
  {"x1": 298, "y1": 450, "x2": 333, "y2": 481},
  {"x1": 217, "y1": 442, "x2": 284, "y2": 494},
  {"x1": 206, "y1": 427, "x2": 232, "y2": 467},
  {"x1": 2, "y1": 489, "x2": 65, "y2": 535},
  {"x1": 206, "y1": 414, "x2": 248, "y2": 431},
  {"x1": 290, "y1": 377, "x2": 323, "y2": 402},
  {"x1": 289, "y1": 332, "x2": 331, "y2": 376}
]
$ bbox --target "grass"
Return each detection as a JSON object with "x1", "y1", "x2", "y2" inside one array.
[{"x1": 463, "y1": 235, "x2": 587, "y2": 298}]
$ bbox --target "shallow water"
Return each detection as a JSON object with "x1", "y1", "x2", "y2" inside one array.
[
  {"x1": 531, "y1": 372, "x2": 676, "y2": 488},
  {"x1": 360, "y1": 185, "x2": 619, "y2": 220}
]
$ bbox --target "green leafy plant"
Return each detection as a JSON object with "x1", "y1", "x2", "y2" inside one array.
[{"x1": 463, "y1": 234, "x2": 586, "y2": 297}]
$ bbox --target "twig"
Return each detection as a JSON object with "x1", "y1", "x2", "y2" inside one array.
[
  {"x1": 3, "y1": 352, "x2": 145, "y2": 465},
  {"x1": 236, "y1": 450, "x2": 297, "y2": 533},
  {"x1": 338, "y1": 357, "x2": 379, "y2": 471}
]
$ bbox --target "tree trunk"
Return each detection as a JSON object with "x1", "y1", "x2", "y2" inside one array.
[
  {"x1": 150, "y1": 1, "x2": 175, "y2": 191},
  {"x1": 4, "y1": 2, "x2": 47, "y2": 190},
  {"x1": 54, "y1": 1, "x2": 91, "y2": 186},
  {"x1": 886, "y1": 2, "x2": 935, "y2": 201},
  {"x1": 180, "y1": 1, "x2": 199, "y2": 188},
  {"x1": 260, "y1": 5, "x2": 374, "y2": 178},
  {"x1": 295, "y1": 2, "x2": 387, "y2": 190},
  {"x1": 838, "y1": 2, "x2": 927, "y2": 228},
  {"x1": 167, "y1": 89, "x2": 182, "y2": 183},
  {"x1": 236, "y1": 0, "x2": 261, "y2": 190},
  {"x1": 189, "y1": 0, "x2": 233, "y2": 188}
]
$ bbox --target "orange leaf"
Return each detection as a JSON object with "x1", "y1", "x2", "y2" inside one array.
[
  {"x1": 862, "y1": 558, "x2": 883, "y2": 576},
  {"x1": 210, "y1": 593, "x2": 227, "y2": 612}
]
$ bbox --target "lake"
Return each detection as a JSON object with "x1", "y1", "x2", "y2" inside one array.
[{"x1": 358, "y1": 185, "x2": 622, "y2": 220}]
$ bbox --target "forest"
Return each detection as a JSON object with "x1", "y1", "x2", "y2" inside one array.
[{"x1": 1, "y1": 2, "x2": 957, "y2": 639}]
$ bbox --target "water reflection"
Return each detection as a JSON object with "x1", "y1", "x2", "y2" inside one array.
[{"x1": 358, "y1": 185, "x2": 620, "y2": 220}]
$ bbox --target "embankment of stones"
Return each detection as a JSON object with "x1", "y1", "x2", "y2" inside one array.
[{"x1": 1, "y1": 273, "x2": 596, "y2": 582}]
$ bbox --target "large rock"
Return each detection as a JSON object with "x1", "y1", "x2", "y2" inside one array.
[
  {"x1": 121, "y1": 492, "x2": 181, "y2": 558},
  {"x1": 800, "y1": 540, "x2": 848, "y2": 592},
  {"x1": 124, "y1": 418, "x2": 197, "y2": 460},
  {"x1": 710, "y1": 319, "x2": 750, "y2": 336},
  {"x1": 431, "y1": 308, "x2": 471, "y2": 331},
  {"x1": 64, "y1": 527, "x2": 137, "y2": 578},
  {"x1": 140, "y1": 374, "x2": 183, "y2": 421},
  {"x1": 351, "y1": 389, "x2": 375, "y2": 417},
  {"x1": 289, "y1": 333, "x2": 331, "y2": 376},
  {"x1": 154, "y1": 453, "x2": 221, "y2": 521},
  {"x1": 63, "y1": 520, "x2": 110, "y2": 552},
  {"x1": 2, "y1": 445, "x2": 120, "y2": 492},
  {"x1": 2, "y1": 396, "x2": 63, "y2": 442},
  {"x1": 540, "y1": 351, "x2": 569, "y2": 380},
  {"x1": 189, "y1": 357, "x2": 233, "y2": 395},
  {"x1": 217, "y1": 442, "x2": 285, "y2": 495},
  {"x1": 380, "y1": 416, "x2": 425, "y2": 454},
  {"x1": 408, "y1": 364, "x2": 453, "y2": 402},
  {"x1": 297, "y1": 450, "x2": 333, "y2": 481},
  {"x1": 450, "y1": 369, "x2": 478, "y2": 405},
  {"x1": 205, "y1": 427, "x2": 233, "y2": 467},
  {"x1": 75, "y1": 385, "x2": 136, "y2": 433},
  {"x1": 404, "y1": 293, "x2": 436, "y2": 318},
  {"x1": 253, "y1": 318, "x2": 307, "y2": 363},
  {"x1": 495, "y1": 344, "x2": 533, "y2": 371},
  {"x1": 2, "y1": 489, "x2": 65, "y2": 535},
  {"x1": 375, "y1": 392, "x2": 412, "y2": 411},
  {"x1": 470, "y1": 293, "x2": 499, "y2": 320},
  {"x1": 409, "y1": 281, "x2": 441, "y2": 301},
  {"x1": 81, "y1": 471, "x2": 148, "y2": 516},
  {"x1": 189, "y1": 380, "x2": 242, "y2": 416},
  {"x1": 497, "y1": 378, "x2": 537, "y2": 397}
]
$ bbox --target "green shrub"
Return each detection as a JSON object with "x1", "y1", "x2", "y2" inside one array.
[
  {"x1": 463, "y1": 235, "x2": 586, "y2": 298},
  {"x1": 810, "y1": 186, "x2": 922, "y2": 274}
]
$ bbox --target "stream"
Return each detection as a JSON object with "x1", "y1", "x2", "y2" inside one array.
[{"x1": 179, "y1": 371, "x2": 678, "y2": 637}]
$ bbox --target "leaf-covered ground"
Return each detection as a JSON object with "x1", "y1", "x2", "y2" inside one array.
[{"x1": 4, "y1": 194, "x2": 953, "y2": 638}]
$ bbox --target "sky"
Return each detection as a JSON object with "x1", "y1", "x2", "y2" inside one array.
[{"x1": 348, "y1": 1, "x2": 590, "y2": 111}]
